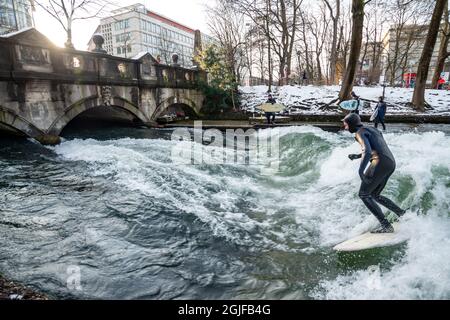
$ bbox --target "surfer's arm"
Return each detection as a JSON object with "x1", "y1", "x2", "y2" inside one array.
[{"x1": 355, "y1": 131, "x2": 372, "y2": 180}]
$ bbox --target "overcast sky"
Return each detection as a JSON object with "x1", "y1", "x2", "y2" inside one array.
[{"x1": 34, "y1": 0, "x2": 211, "y2": 49}]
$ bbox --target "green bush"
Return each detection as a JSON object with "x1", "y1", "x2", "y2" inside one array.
[
  {"x1": 197, "y1": 81, "x2": 237, "y2": 114},
  {"x1": 194, "y1": 45, "x2": 240, "y2": 115}
]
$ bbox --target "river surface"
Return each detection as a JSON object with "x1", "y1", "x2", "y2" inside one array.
[{"x1": 0, "y1": 123, "x2": 449, "y2": 299}]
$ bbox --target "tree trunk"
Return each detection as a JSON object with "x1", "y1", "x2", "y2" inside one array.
[
  {"x1": 316, "y1": 54, "x2": 323, "y2": 83},
  {"x1": 412, "y1": 0, "x2": 447, "y2": 111},
  {"x1": 279, "y1": 57, "x2": 286, "y2": 85},
  {"x1": 339, "y1": 0, "x2": 365, "y2": 102},
  {"x1": 279, "y1": 0, "x2": 288, "y2": 85},
  {"x1": 65, "y1": 19, "x2": 74, "y2": 49},
  {"x1": 431, "y1": 2, "x2": 450, "y2": 89},
  {"x1": 328, "y1": 0, "x2": 340, "y2": 85},
  {"x1": 266, "y1": 0, "x2": 273, "y2": 91}
]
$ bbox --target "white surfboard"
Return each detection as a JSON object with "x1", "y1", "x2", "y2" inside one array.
[
  {"x1": 370, "y1": 108, "x2": 379, "y2": 122},
  {"x1": 259, "y1": 103, "x2": 285, "y2": 113},
  {"x1": 333, "y1": 223, "x2": 408, "y2": 252}
]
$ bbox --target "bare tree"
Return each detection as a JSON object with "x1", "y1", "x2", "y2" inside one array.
[
  {"x1": 116, "y1": 31, "x2": 133, "y2": 58},
  {"x1": 266, "y1": 0, "x2": 303, "y2": 85},
  {"x1": 207, "y1": 1, "x2": 248, "y2": 86},
  {"x1": 158, "y1": 27, "x2": 173, "y2": 64},
  {"x1": 224, "y1": 0, "x2": 275, "y2": 90},
  {"x1": 35, "y1": 0, "x2": 113, "y2": 49},
  {"x1": 265, "y1": 0, "x2": 274, "y2": 90},
  {"x1": 323, "y1": 0, "x2": 341, "y2": 85},
  {"x1": 336, "y1": 5, "x2": 352, "y2": 84},
  {"x1": 383, "y1": 0, "x2": 430, "y2": 86},
  {"x1": 354, "y1": 0, "x2": 388, "y2": 85},
  {"x1": 431, "y1": 1, "x2": 450, "y2": 89},
  {"x1": 305, "y1": 5, "x2": 330, "y2": 84},
  {"x1": 339, "y1": 0, "x2": 371, "y2": 102},
  {"x1": 252, "y1": 26, "x2": 268, "y2": 85},
  {"x1": 298, "y1": 9, "x2": 314, "y2": 83},
  {"x1": 411, "y1": 0, "x2": 447, "y2": 111}
]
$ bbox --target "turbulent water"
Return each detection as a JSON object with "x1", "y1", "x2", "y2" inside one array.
[{"x1": 0, "y1": 124, "x2": 449, "y2": 300}]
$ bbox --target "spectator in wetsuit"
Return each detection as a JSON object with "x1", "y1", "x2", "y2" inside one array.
[
  {"x1": 343, "y1": 113, "x2": 406, "y2": 233},
  {"x1": 265, "y1": 94, "x2": 276, "y2": 125},
  {"x1": 351, "y1": 91, "x2": 361, "y2": 115},
  {"x1": 374, "y1": 96, "x2": 387, "y2": 131}
]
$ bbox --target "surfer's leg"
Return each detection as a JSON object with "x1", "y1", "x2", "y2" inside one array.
[
  {"x1": 375, "y1": 195, "x2": 406, "y2": 217},
  {"x1": 372, "y1": 168, "x2": 406, "y2": 217},
  {"x1": 359, "y1": 180, "x2": 392, "y2": 229}
]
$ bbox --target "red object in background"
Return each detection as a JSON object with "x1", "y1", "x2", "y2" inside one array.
[
  {"x1": 438, "y1": 78, "x2": 446, "y2": 84},
  {"x1": 403, "y1": 73, "x2": 417, "y2": 88}
]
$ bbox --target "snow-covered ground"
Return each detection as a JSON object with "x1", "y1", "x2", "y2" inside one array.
[{"x1": 239, "y1": 85, "x2": 450, "y2": 116}]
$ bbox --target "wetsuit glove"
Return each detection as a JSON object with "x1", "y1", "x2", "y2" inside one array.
[{"x1": 348, "y1": 154, "x2": 362, "y2": 161}]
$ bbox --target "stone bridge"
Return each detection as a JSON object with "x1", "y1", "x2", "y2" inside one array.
[{"x1": 0, "y1": 29, "x2": 206, "y2": 144}]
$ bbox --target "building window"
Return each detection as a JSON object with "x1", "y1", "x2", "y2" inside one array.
[
  {"x1": 117, "y1": 47, "x2": 121, "y2": 54},
  {"x1": 115, "y1": 19, "x2": 129, "y2": 31},
  {"x1": 155, "y1": 23, "x2": 159, "y2": 33},
  {"x1": 116, "y1": 32, "x2": 130, "y2": 43}
]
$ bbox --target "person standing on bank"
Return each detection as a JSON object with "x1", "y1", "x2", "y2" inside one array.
[
  {"x1": 265, "y1": 94, "x2": 276, "y2": 125},
  {"x1": 373, "y1": 96, "x2": 387, "y2": 131},
  {"x1": 351, "y1": 91, "x2": 361, "y2": 115},
  {"x1": 343, "y1": 113, "x2": 406, "y2": 233}
]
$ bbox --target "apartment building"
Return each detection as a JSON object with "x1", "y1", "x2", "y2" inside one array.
[
  {"x1": 89, "y1": 3, "x2": 215, "y2": 67},
  {"x1": 386, "y1": 24, "x2": 450, "y2": 86},
  {"x1": 0, "y1": 0, "x2": 34, "y2": 35}
]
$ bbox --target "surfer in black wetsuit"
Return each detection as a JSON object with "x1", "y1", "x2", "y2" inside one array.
[{"x1": 343, "y1": 113, "x2": 406, "y2": 233}]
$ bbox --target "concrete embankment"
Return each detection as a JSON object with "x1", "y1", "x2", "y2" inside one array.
[
  {"x1": 163, "y1": 113, "x2": 450, "y2": 130},
  {"x1": 163, "y1": 117, "x2": 450, "y2": 133}
]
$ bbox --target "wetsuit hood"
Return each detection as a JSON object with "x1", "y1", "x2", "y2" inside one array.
[{"x1": 343, "y1": 113, "x2": 363, "y2": 133}]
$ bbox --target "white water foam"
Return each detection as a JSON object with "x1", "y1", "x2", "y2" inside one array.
[
  {"x1": 52, "y1": 127, "x2": 450, "y2": 299},
  {"x1": 53, "y1": 138, "x2": 283, "y2": 250}
]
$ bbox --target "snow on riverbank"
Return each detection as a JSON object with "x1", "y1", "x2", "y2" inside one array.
[{"x1": 239, "y1": 85, "x2": 450, "y2": 116}]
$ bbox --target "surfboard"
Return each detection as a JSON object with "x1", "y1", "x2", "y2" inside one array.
[
  {"x1": 340, "y1": 100, "x2": 358, "y2": 111},
  {"x1": 370, "y1": 108, "x2": 379, "y2": 122},
  {"x1": 259, "y1": 103, "x2": 285, "y2": 113},
  {"x1": 333, "y1": 223, "x2": 408, "y2": 252}
]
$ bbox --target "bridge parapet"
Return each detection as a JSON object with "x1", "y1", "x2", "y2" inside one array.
[{"x1": 0, "y1": 30, "x2": 206, "y2": 88}]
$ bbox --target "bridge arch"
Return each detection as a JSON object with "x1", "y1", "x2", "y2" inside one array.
[
  {"x1": 0, "y1": 105, "x2": 45, "y2": 138},
  {"x1": 152, "y1": 96, "x2": 200, "y2": 120},
  {"x1": 48, "y1": 96, "x2": 150, "y2": 136}
]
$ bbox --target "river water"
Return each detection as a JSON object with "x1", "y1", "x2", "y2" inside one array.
[{"x1": 0, "y1": 123, "x2": 449, "y2": 299}]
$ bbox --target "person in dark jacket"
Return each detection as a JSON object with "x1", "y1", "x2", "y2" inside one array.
[
  {"x1": 265, "y1": 94, "x2": 276, "y2": 125},
  {"x1": 351, "y1": 91, "x2": 361, "y2": 115},
  {"x1": 374, "y1": 96, "x2": 387, "y2": 131},
  {"x1": 343, "y1": 113, "x2": 406, "y2": 233}
]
